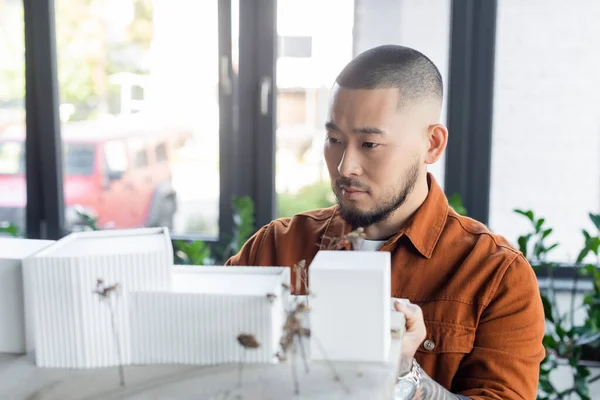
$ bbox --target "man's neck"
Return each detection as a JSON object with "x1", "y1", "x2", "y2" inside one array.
[{"x1": 362, "y1": 178, "x2": 430, "y2": 241}]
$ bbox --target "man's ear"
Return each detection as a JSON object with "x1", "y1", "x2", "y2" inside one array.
[{"x1": 425, "y1": 124, "x2": 448, "y2": 164}]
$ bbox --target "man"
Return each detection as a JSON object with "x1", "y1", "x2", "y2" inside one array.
[{"x1": 226, "y1": 44, "x2": 545, "y2": 399}]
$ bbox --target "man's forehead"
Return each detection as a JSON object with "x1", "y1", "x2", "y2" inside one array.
[
  {"x1": 327, "y1": 85, "x2": 404, "y2": 123},
  {"x1": 329, "y1": 84, "x2": 401, "y2": 105},
  {"x1": 328, "y1": 84, "x2": 440, "y2": 127}
]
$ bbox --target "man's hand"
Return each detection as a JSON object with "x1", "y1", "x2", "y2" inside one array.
[
  {"x1": 394, "y1": 301, "x2": 427, "y2": 374},
  {"x1": 393, "y1": 300, "x2": 471, "y2": 400}
]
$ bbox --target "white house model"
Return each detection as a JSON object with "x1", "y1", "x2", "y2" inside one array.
[
  {"x1": 129, "y1": 266, "x2": 290, "y2": 365},
  {"x1": 0, "y1": 237, "x2": 54, "y2": 354},
  {"x1": 308, "y1": 250, "x2": 391, "y2": 363},
  {"x1": 5, "y1": 227, "x2": 400, "y2": 371},
  {"x1": 19, "y1": 228, "x2": 291, "y2": 369},
  {"x1": 22, "y1": 228, "x2": 174, "y2": 368}
]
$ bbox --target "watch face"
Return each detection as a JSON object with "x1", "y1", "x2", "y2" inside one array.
[{"x1": 395, "y1": 380, "x2": 416, "y2": 399}]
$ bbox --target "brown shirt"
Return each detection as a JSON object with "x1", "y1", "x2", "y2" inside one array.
[{"x1": 226, "y1": 174, "x2": 545, "y2": 400}]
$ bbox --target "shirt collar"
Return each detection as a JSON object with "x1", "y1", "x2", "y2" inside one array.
[
  {"x1": 323, "y1": 173, "x2": 448, "y2": 258},
  {"x1": 400, "y1": 173, "x2": 448, "y2": 258}
]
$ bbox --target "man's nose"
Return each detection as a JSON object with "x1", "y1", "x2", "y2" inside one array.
[{"x1": 337, "y1": 147, "x2": 362, "y2": 177}]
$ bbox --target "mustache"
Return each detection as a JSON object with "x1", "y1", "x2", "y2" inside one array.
[{"x1": 336, "y1": 177, "x2": 369, "y2": 191}]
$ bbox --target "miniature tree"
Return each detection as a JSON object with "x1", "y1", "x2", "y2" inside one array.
[{"x1": 93, "y1": 278, "x2": 125, "y2": 387}]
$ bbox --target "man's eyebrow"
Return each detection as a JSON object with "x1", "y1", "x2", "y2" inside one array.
[
  {"x1": 325, "y1": 122, "x2": 340, "y2": 132},
  {"x1": 353, "y1": 127, "x2": 385, "y2": 135},
  {"x1": 325, "y1": 122, "x2": 386, "y2": 135}
]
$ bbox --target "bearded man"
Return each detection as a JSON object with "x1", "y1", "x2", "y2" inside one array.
[{"x1": 226, "y1": 44, "x2": 545, "y2": 400}]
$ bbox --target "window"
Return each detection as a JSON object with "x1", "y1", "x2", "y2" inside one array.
[
  {"x1": 0, "y1": 142, "x2": 25, "y2": 175},
  {"x1": 489, "y1": 2, "x2": 600, "y2": 263},
  {"x1": 134, "y1": 149, "x2": 149, "y2": 168},
  {"x1": 0, "y1": 141, "x2": 97, "y2": 178},
  {"x1": 64, "y1": 144, "x2": 96, "y2": 176},
  {"x1": 104, "y1": 141, "x2": 128, "y2": 175},
  {"x1": 275, "y1": 0, "x2": 354, "y2": 218},
  {"x1": 278, "y1": 36, "x2": 312, "y2": 58},
  {"x1": 353, "y1": 0, "x2": 451, "y2": 188},
  {"x1": 275, "y1": 0, "x2": 451, "y2": 218},
  {"x1": 0, "y1": 0, "x2": 26, "y2": 236},
  {"x1": 55, "y1": 0, "x2": 220, "y2": 237},
  {"x1": 155, "y1": 143, "x2": 168, "y2": 163}
]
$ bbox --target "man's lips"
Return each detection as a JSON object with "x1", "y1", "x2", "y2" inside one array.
[
  {"x1": 340, "y1": 186, "x2": 366, "y2": 193},
  {"x1": 342, "y1": 188, "x2": 364, "y2": 193},
  {"x1": 340, "y1": 186, "x2": 368, "y2": 199}
]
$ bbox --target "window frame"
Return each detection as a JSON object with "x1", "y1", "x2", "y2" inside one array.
[{"x1": 20, "y1": 0, "x2": 582, "y2": 280}]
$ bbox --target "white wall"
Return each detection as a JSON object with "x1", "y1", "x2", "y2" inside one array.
[{"x1": 489, "y1": 0, "x2": 600, "y2": 260}]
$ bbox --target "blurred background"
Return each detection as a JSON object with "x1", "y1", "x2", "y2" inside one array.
[
  {"x1": 2, "y1": 0, "x2": 600, "y2": 396},
  {"x1": 0, "y1": 0, "x2": 598, "y2": 263},
  {"x1": 0, "y1": 0, "x2": 600, "y2": 262}
]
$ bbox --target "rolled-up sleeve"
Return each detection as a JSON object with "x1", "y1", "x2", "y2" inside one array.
[{"x1": 453, "y1": 254, "x2": 545, "y2": 400}]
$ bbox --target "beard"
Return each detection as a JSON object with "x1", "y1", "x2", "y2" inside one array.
[{"x1": 333, "y1": 161, "x2": 420, "y2": 230}]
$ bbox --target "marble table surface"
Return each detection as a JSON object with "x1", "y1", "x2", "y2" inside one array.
[{"x1": 0, "y1": 338, "x2": 402, "y2": 400}]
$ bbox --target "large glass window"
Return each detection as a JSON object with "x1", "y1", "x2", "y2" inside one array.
[
  {"x1": 275, "y1": 0, "x2": 451, "y2": 218},
  {"x1": 55, "y1": 0, "x2": 220, "y2": 237},
  {"x1": 371, "y1": 0, "x2": 451, "y2": 188},
  {"x1": 489, "y1": 1, "x2": 600, "y2": 262},
  {"x1": 274, "y1": 0, "x2": 353, "y2": 218},
  {"x1": 0, "y1": 0, "x2": 26, "y2": 236}
]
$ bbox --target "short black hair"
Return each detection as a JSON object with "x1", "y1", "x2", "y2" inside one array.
[{"x1": 335, "y1": 44, "x2": 443, "y2": 108}]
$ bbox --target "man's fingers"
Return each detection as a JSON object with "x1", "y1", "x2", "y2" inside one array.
[
  {"x1": 394, "y1": 301, "x2": 425, "y2": 330},
  {"x1": 394, "y1": 300, "x2": 420, "y2": 316}
]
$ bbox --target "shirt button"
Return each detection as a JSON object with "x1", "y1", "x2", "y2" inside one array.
[{"x1": 423, "y1": 339, "x2": 436, "y2": 351}]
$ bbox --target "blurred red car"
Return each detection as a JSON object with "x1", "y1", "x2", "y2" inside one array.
[{"x1": 0, "y1": 116, "x2": 189, "y2": 234}]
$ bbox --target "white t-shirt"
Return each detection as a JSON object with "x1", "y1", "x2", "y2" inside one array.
[{"x1": 356, "y1": 239, "x2": 386, "y2": 251}]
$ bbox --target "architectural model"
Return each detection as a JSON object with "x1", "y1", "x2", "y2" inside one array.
[
  {"x1": 18, "y1": 228, "x2": 292, "y2": 369},
  {"x1": 1, "y1": 227, "x2": 402, "y2": 373},
  {"x1": 129, "y1": 266, "x2": 290, "y2": 365},
  {"x1": 308, "y1": 250, "x2": 391, "y2": 362},
  {"x1": 22, "y1": 228, "x2": 173, "y2": 368},
  {"x1": 0, "y1": 237, "x2": 54, "y2": 354}
]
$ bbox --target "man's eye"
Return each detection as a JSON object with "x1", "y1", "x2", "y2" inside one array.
[
  {"x1": 327, "y1": 137, "x2": 341, "y2": 144},
  {"x1": 362, "y1": 142, "x2": 379, "y2": 149}
]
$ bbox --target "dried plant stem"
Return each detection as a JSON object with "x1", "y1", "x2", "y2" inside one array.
[
  {"x1": 312, "y1": 335, "x2": 350, "y2": 394},
  {"x1": 297, "y1": 335, "x2": 310, "y2": 374},
  {"x1": 108, "y1": 299, "x2": 125, "y2": 387},
  {"x1": 237, "y1": 351, "x2": 245, "y2": 387},
  {"x1": 238, "y1": 350, "x2": 241, "y2": 387},
  {"x1": 291, "y1": 338, "x2": 299, "y2": 395}
]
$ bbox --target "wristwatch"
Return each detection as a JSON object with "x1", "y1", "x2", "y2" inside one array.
[{"x1": 394, "y1": 358, "x2": 424, "y2": 400}]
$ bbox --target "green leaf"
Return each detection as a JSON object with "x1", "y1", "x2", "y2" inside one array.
[
  {"x1": 535, "y1": 218, "x2": 545, "y2": 233},
  {"x1": 447, "y1": 193, "x2": 468, "y2": 216},
  {"x1": 174, "y1": 240, "x2": 211, "y2": 266},
  {"x1": 538, "y1": 378, "x2": 555, "y2": 395},
  {"x1": 517, "y1": 235, "x2": 530, "y2": 257},
  {"x1": 574, "y1": 365, "x2": 591, "y2": 399},
  {"x1": 556, "y1": 323, "x2": 567, "y2": 340},
  {"x1": 581, "y1": 264, "x2": 597, "y2": 276},
  {"x1": 590, "y1": 213, "x2": 600, "y2": 231},
  {"x1": 542, "y1": 228, "x2": 553, "y2": 239},
  {"x1": 577, "y1": 247, "x2": 590, "y2": 264},
  {"x1": 541, "y1": 295, "x2": 555, "y2": 323},
  {"x1": 542, "y1": 334, "x2": 558, "y2": 350},
  {"x1": 569, "y1": 346, "x2": 582, "y2": 367},
  {"x1": 546, "y1": 243, "x2": 559, "y2": 253},
  {"x1": 514, "y1": 209, "x2": 535, "y2": 222},
  {"x1": 589, "y1": 237, "x2": 600, "y2": 256},
  {"x1": 0, "y1": 222, "x2": 19, "y2": 237},
  {"x1": 583, "y1": 229, "x2": 591, "y2": 241},
  {"x1": 557, "y1": 341, "x2": 569, "y2": 357}
]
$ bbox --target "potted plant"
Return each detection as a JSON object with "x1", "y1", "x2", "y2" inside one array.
[{"x1": 515, "y1": 209, "x2": 600, "y2": 400}]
